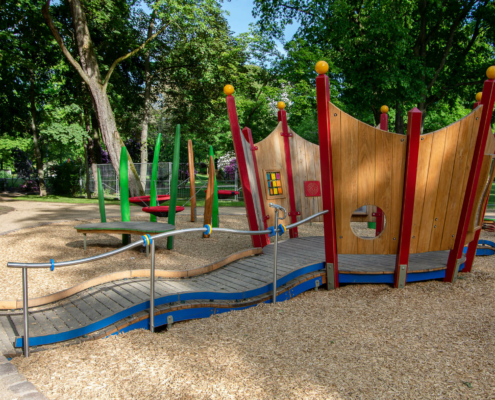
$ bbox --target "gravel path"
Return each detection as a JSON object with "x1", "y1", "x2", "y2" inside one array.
[{"x1": 11, "y1": 233, "x2": 495, "y2": 399}]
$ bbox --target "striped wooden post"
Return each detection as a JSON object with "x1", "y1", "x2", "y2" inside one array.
[
  {"x1": 242, "y1": 126, "x2": 270, "y2": 247},
  {"x1": 394, "y1": 108, "x2": 422, "y2": 288},
  {"x1": 224, "y1": 85, "x2": 264, "y2": 248},
  {"x1": 445, "y1": 67, "x2": 495, "y2": 282},
  {"x1": 278, "y1": 102, "x2": 299, "y2": 238},
  {"x1": 445, "y1": 73, "x2": 495, "y2": 282},
  {"x1": 315, "y1": 61, "x2": 339, "y2": 289}
]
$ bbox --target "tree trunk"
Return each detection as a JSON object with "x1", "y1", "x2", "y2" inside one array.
[
  {"x1": 29, "y1": 69, "x2": 47, "y2": 196},
  {"x1": 87, "y1": 106, "x2": 101, "y2": 194},
  {"x1": 82, "y1": 106, "x2": 92, "y2": 198},
  {"x1": 44, "y1": 0, "x2": 144, "y2": 196},
  {"x1": 140, "y1": 12, "x2": 156, "y2": 192}
]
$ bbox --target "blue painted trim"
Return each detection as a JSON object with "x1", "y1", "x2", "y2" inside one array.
[
  {"x1": 267, "y1": 226, "x2": 275, "y2": 237},
  {"x1": 278, "y1": 224, "x2": 286, "y2": 236},
  {"x1": 50, "y1": 259, "x2": 55, "y2": 272},
  {"x1": 15, "y1": 262, "x2": 325, "y2": 348},
  {"x1": 463, "y1": 240, "x2": 495, "y2": 256},
  {"x1": 204, "y1": 224, "x2": 212, "y2": 235}
]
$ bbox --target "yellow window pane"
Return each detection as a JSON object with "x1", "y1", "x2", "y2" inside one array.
[
  {"x1": 274, "y1": 188, "x2": 278, "y2": 195},
  {"x1": 271, "y1": 173, "x2": 276, "y2": 180}
]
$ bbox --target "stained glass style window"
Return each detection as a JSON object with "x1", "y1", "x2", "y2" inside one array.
[{"x1": 265, "y1": 171, "x2": 283, "y2": 197}]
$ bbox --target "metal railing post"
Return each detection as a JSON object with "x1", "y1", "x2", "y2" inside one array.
[
  {"x1": 150, "y1": 240, "x2": 156, "y2": 333},
  {"x1": 22, "y1": 267, "x2": 29, "y2": 357}
]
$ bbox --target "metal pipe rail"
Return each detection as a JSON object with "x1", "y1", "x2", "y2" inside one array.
[{"x1": 7, "y1": 209, "x2": 328, "y2": 357}]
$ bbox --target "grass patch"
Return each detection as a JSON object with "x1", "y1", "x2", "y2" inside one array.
[{"x1": 6, "y1": 195, "x2": 121, "y2": 205}]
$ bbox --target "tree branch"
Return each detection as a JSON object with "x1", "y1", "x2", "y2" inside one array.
[
  {"x1": 41, "y1": 0, "x2": 91, "y2": 87},
  {"x1": 280, "y1": 4, "x2": 315, "y2": 17},
  {"x1": 102, "y1": 23, "x2": 169, "y2": 91}
]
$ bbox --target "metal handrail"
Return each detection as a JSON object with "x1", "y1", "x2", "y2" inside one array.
[{"x1": 7, "y1": 209, "x2": 328, "y2": 357}]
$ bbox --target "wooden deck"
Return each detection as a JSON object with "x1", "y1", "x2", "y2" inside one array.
[{"x1": 0, "y1": 236, "x2": 467, "y2": 356}]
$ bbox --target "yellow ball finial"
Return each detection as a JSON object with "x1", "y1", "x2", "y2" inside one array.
[
  {"x1": 476, "y1": 92, "x2": 482, "y2": 102},
  {"x1": 487, "y1": 66, "x2": 495, "y2": 80},
  {"x1": 277, "y1": 101, "x2": 286, "y2": 110},
  {"x1": 315, "y1": 61, "x2": 329, "y2": 75},
  {"x1": 223, "y1": 84, "x2": 235, "y2": 96},
  {"x1": 380, "y1": 105, "x2": 389, "y2": 114}
]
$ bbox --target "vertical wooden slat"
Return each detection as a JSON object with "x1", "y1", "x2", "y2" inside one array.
[
  {"x1": 440, "y1": 112, "x2": 480, "y2": 249},
  {"x1": 416, "y1": 128, "x2": 447, "y2": 253},
  {"x1": 330, "y1": 104, "x2": 342, "y2": 241},
  {"x1": 390, "y1": 134, "x2": 407, "y2": 253},
  {"x1": 314, "y1": 144, "x2": 324, "y2": 222},
  {"x1": 374, "y1": 129, "x2": 393, "y2": 254},
  {"x1": 409, "y1": 134, "x2": 433, "y2": 253},
  {"x1": 340, "y1": 111, "x2": 359, "y2": 254},
  {"x1": 289, "y1": 132, "x2": 303, "y2": 220},
  {"x1": 357, "y1": 122, "x2": 376, "y2": 255},
  {"x1": 429, "y1": 122, "x2": 461, "y2": 251}
]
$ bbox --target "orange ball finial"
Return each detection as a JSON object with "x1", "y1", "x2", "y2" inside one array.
[
  {"x1": 476, "y1": 92, "x2": 482, "y2": 102},
  {"x1": 315, "y1": 61, "x2": 329, "y2": 75},
  {"x1": 380, "y1": 105, "x2": 389, "y2": 114},
  {"x1": 487, "y1": 66, "x2": 495, "y2": 80},
  {"x1": 277, "y1": 101, "x2": 286, "y2": 110},
  {"x1": 223, "y1": 84, "x2": 235, "y2": 96}
]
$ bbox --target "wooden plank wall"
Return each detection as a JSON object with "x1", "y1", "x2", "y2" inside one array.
[
  {"x1": 240, "y1": 131, "x2": 265, "y2": 231},
  {"x1": 254, "y1": 124, "x2": 291, "y2": 224},
  {"x1": 329, "y1": 103, "x2": 407, "y2": 255},
  {"x1": 409, "y1": 106, "x2": 483, "y2": 253}
]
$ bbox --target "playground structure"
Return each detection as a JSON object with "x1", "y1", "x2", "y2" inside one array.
[
  {"x1": 227, "y1": 63, "x2": 495, "y2": 288},
  {"x1": 3, "y1": 63, "x2": 495, "y2": 358}
]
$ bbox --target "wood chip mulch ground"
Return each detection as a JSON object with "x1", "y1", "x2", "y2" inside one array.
[{"x1": 9, "y1": 231, "x2": 495, "y2": 399}]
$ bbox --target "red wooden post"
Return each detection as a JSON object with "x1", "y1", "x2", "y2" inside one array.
[
  {"x1": 463, "y1": 92, "x2": 488, "y2": 272},
  {"x1": 380, "y1": 105, "x2": 389, "y2": 130},
  {"x1": 394, "y1": 108, "x2": 422, "y2": 288},
  {"x1": 243, "y1": 126, "x2": 270, "y2": 247},
  {"x1": 277, "y1": 102, "x2": 299, "y2": 238},
  {"x1": 445, "y1": 67, "x2": 495, "y2": 282},
  {"x1": 315, "y1": 61, "x2": 339, "y2": 289},
  {"x1": 224, "y1": 85, "x2": 264, "y2": 248}
]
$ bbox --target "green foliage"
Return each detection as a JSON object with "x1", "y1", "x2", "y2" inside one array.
[{"x1": 50, "y1": 161, "x2": 83, "y2": 196}]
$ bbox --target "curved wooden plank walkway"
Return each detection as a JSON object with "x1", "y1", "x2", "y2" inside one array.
[{"x1": 0, "y1": 236, "x2": 468, "y2": 356}]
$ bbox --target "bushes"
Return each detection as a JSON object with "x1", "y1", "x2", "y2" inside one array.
[{"x1": 50, "y1": 161, "x2": 81, "y2": 196}]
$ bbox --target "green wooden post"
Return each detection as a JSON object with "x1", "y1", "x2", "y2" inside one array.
[
  {"x1": 149, "y1": 133, "x2": 162, "y2": 222},
  {"x1": 120, "y1": 146, "x2": 131, "y2": 244},
  {"x1": 97, "y1": 168, "x2": 106, "y2": 223},
  {"x1": 167, "y1": 125, "x2": 181, "y2": 249},
  {"x1": 209, "y1": 145, "x2": 219, "y2": 227}
]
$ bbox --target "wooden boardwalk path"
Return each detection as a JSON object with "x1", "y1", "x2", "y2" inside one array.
[{"x1": 0, "y1": 236, "x2": 465, "y2": 356}]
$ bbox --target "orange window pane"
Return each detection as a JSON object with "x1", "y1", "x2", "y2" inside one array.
[
  {"x1": 278, "y1": 188, "x2": 283, "y2": 194},
  {"x1": 270, "y1": 188, "x2": 274, "y2": 195}
]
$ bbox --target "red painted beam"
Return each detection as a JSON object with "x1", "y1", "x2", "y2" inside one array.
[
  {"x1": 315, "y1": 69, "x2": 339, "y2": 288},
  {"x1": 226, "y1": 94, "x2": 263, "y2": 248},
  {"x1": 444, "y1": 77, "x2": 495, "y2": 282},
  {"x1": 394, "y1": 108, "x2": 422, "y2": 288},
  {"x1": 278, "y1": 109, "x2": 299, "y2": 238},
  {"x1": 243, "y1": 126, "x2": 270, "y2": 247},
  {"x1": 380, "y1": 113, "x2": 388, "y2": 131}
]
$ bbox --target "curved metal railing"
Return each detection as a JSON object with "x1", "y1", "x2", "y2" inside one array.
[{"x1": 7, "y1": 207, "x2": 328, "y2": 357}]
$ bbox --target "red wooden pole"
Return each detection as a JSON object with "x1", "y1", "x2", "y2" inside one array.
[
  {"x1": 380, "y1": 105, "x2": 389, "y2": 131},
  {"x1": 463, "y1": 92, "x2": 489, "y2": 273},
  {"x1": 444, "y1": 68, "x2": 495, "y2": 282},
  {"x1": 224, "y1": 85, "x2": 263, "y2": 248},
  {"x1": 315, "y1": 61, "x2": 339, "y2": 289},
  {"x1": 393, "y1": 107, "x2": 422, "y2": 288},
  {"x1": 278, "y1": 102, "x2": 299, "y2": 238},
  {"x1": 243, "y1": 126, "x2": 270, "y2": 247}
]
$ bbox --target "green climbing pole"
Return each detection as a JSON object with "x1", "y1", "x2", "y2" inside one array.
[
  {"x1": 209, "y1": 145, "x2": 219, "y2": 227},
  {"x1": 120, "y1": 146, "x2": 131, "y2": 244},
  {"x1": 97, "y1": 168, "x2": 106, "y2": 222},
  {"x1": 149, "y1": 133, "x2": 162, "y2": 222},
  {"x1": 167, "y1": 125, "x2": 181, "y2": 249}
]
